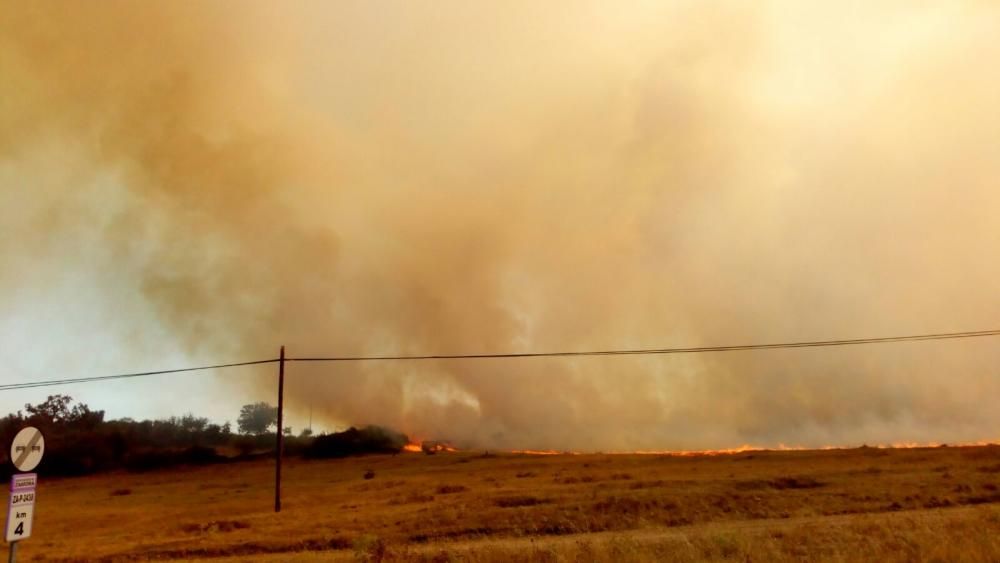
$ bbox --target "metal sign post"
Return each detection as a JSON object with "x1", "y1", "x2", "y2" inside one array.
[{"x1": 6, "y1": 427, "x2": 44, "y2": 562}]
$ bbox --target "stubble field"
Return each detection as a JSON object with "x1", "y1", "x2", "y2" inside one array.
[{"x1": 17, "y1": 445, "x2": 1000, "y2": 562}]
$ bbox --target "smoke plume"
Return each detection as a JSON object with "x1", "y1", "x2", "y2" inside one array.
[{"x1": 2, "y1": 2, "x2": 999, "y2": 450}]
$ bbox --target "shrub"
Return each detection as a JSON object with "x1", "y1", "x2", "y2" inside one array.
[{"x1": 306, "y1": 426, "x2": 408, "y2": 458}]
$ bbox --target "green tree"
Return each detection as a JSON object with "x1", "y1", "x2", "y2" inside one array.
[
  {"x1": 24, "y1": 395, "x2": 104, "y2": 428},
  {"x1": 24, "y1": 394, "x2": 73, "y2": 423},
  {"x1": 179, "y1": 414, "x2": 209, "y2": 433},
  {"x1": 237, "y1": 402, "x2": 277, "y2": 435}
]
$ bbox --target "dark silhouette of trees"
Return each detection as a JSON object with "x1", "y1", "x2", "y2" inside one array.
[
  {"x1": 237, "y1": 402, "x2": 277, "y2": 435},
  {"x1": 0, "y1": 396, "x2": 409, "y2": 477},
  {"x1": 305, "y1": 426, "x2": 408, "y2": 458},
  {"x1": 24, "y1": 394, "x2": 104, "y2": 429}
]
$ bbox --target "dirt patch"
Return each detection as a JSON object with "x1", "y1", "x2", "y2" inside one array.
[
  {"x1": 180, "y1": 520, "x2": 251, "y2": 533},
  {"x1": 770, "y1": 476, "x2": 824, "y2": 490},
  {"x1": 388, "y1": 492, "x2": 435, "y2": 505},
  {"x1": 735, "y1": 476, "x2": 824, "y2": 490},
  {"x1": 104, "y1": 536, "x2": 352, "y2": 561},
  {"x1": 410, "y1": 526, "x2": 497, "y2": 543},
  {"x1": 630, "y1": 480, "x2": 667, "y2": 490},
  {"x1": 495, "y1": 495, "x2": 550, "y2": 508},
  {"x1": 349, "y1": 479, "x2": 406, "y2": 492},
  {"x1": 436, "y1": 484, "x2": 468, "y2": 494}
]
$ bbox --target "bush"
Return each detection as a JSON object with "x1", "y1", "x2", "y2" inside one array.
[{"x1": 305, "y1": 426, "x2": 408, "y2": 458}]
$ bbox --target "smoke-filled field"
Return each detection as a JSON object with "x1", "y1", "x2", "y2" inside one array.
[
  {"x1": 20, "y1": 446, "x2": 1000, "y2": 562},
  {"x1": 3, "y1": 3, "x2": 1000, "y2": 560}
]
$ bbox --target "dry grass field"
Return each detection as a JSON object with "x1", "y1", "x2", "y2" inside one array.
[{"x1": 17, "y1": 445, "x2": 1000, "y2": 562}]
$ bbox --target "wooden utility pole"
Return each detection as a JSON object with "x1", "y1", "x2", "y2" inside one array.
[{"x1": 274, "y1": 345, "x2": 285, "y2": 513}]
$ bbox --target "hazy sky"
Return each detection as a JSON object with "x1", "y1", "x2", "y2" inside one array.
[{"x1": 1, "y1": 2, "x2": 998, "y2": 449}]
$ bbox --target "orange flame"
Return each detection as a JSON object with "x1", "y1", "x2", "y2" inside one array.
[
  {"x1": 402, "y1": 440, "x2": 458, "y2": 454},
  {"x1": 401, "y1": 437, "x2": 998, "y2": 456},
  {"x1": 509, "y1": 439, "x2": 998, "y2": 456}
]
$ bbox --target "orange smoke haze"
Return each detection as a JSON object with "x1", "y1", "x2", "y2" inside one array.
[{"x1": 1, "y1": 2, "x2": 999, "y2": 451}]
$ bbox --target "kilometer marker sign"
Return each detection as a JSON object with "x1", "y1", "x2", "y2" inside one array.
[{"x1": 5, "y1": 474, "x2": 36, "y2": 542}]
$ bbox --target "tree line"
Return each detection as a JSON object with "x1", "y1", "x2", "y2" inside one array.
[{"x1": 0, "y1": 395, "x2": 410, "y2": 477}]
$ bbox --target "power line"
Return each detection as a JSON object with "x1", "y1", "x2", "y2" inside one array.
[
  {"x1": 2, "y1": 328, "x2": 998, "y2": 392},
  {"x1": 0, "y1": 359, "x2": 279, "y2": 392},
  {"x1": 289, "y1": 329, "x2": 1000, "y2": 362}
]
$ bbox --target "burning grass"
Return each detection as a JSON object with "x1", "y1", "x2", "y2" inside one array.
[{"x1": 16, "y1": 444, "x2": 1000, "y2": 561}]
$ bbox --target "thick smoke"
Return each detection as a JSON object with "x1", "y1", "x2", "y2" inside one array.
[{"x1": 2, "y1": 2, "x2": 998, "y2": 450}]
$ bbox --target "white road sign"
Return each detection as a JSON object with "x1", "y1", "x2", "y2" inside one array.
[
  {"x1": 9, "y1": 428, "x2": 44, "y2": 472},
  {"x1": 5, "y1": 474, "x2": 36, "y2": 542}
]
